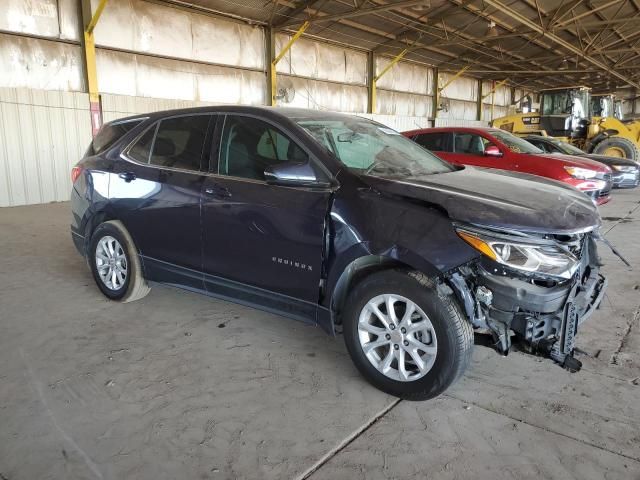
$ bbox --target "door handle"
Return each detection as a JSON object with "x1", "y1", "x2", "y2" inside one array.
[
  {"x1": 204, "y1": 185, "x2": 231, "y2": 198},
  {"x1": 118, "y1": 171, "x2": 136, "y2": 183}
]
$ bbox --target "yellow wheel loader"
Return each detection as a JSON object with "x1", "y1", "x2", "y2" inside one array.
[{"x1": 492, "y1": 86, "x2": 640, "y2": 161}]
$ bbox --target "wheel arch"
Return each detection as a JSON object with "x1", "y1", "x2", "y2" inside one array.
[
  {"x1": 327, "y1": 248, "x2": 442, "y2": 331},
  {"x1": 81, "y1": 207, "x2": 118, "y2": 256}
]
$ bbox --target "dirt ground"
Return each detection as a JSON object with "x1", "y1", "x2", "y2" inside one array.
[{"x1": 0, "y1": 190, "x2": 638, "y2": 480}]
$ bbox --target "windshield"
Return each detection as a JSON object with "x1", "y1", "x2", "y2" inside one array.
[
  {"x1": 546, "y1": 138, "x2": 585, "y2": 155},
  {"x1": 541, "y1": 90, "x2": 589, "y2": 118},
  {"x1": 296, "y1": 118, "x2": 455, "y2": 178},
  {"x1": 490, "y1": 130, "x2": 543, "y2": 154}
]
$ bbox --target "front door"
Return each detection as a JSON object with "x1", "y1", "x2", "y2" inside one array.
[
  {"x1": 110, "y1": 113, "x2": 214, "y2": 288},
  {"x1": 444, "y1": 132, "x2": 517, "y2": 172},
  {"x1": 201, "y1": 114, "x2": 332, "y2": 321}
]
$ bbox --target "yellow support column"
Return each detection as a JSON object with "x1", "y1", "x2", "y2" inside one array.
[
  {"x1": 371, "y1": 48, "x2": 408, "y2": 114},
  {"x1": 435, "y1": 66, "x2": 470, "y2": 120},
  {"x1": 482, "y1": 79, "x2": 507, "y2": 123},
  {"x1": 81, "y1": 0, "x2": 109, "y2": 136},
  {"x1": 271, "y1": 21, "x2": 310, "y2": 106}
]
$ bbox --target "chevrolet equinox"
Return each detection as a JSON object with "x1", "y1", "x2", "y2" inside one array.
[{"x1": 71, "y1": 106, "x2": 607, "y2": 400}]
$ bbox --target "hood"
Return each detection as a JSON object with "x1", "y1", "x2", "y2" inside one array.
[
  {"x1": 535, "y1": 153, "x2": 612, "y2": 171},
  {"x1": 581, "y1": 154, "x2": 639, "y2": 168},
  {"x1": 362, "y1": 167, "x2": 600, "y2": 234}
]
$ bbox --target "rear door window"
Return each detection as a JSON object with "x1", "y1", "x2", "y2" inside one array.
[
  {"x1": 150, "y1": 115, "x2": 211, "y2": 172},
  {"x1": 528, "y1": 139, "x2": 549, "y2": 152},
  {"x1": 414, "y1": 132, "x2": 449, "y2": 152}
]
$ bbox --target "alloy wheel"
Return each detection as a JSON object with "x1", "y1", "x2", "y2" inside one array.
[
  {"x1": 95, "y1": 236, "x2": 128, "y2": 291},
  {"x1": 357, "y1": 294, "x2": 438, "y2": 382}
]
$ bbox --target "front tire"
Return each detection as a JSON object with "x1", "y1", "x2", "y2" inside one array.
[
  {"x1": 592, "y1": 136, "x2": 640, "y2": 161},
  {"x1": 343, "y1": 270, "x2": 473, "y2": 400},
  {"x1": 89, "y1": 221, "x2": 150, "y2": 302}
]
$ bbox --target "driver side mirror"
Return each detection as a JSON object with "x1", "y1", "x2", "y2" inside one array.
[
  {"x1": 484, "y1": 145, "x2": 503, "y2": 157},
  {"x1": 264, "y1": 162, "x2": 330, "y2": 187}
]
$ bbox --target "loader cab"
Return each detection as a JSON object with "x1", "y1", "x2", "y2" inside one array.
[{"x1": 539, "y1": 87, "x2": 591, "y2": 139}]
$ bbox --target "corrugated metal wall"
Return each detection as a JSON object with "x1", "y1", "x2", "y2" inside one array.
[
  {"x1": 101, "y1": 93, "x2": 216, "y2": 123},
  {"x1": 0, "y1": 88, "x2": 92, "y2": 207}
]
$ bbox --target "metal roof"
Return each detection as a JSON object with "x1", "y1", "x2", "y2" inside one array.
[{"x1": 159, "y1": 0, "x2": 640, "y2": 91}]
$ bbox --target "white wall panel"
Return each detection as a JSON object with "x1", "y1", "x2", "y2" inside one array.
[
  {"x1": 96, "y1": 50, "x2": 266, "y2": 105},
  {"x1": 2, "y1": 0, "x2": 59, "y2": 38},
  {"x1": 436, "y1": 99, "x2": 477, "y2": 121},
  {"x1": 58, "y1": 0, "x2": 81, "y2": 40},
  {"x1": 280, "y1": 75, "x2": 366, "y2": 113},
  {"x1": 482, "y1": 104, "x2": 508, "y2": 121},
  {"x1": 276, "y1": 34, "x2": 367, "y2": 85},
  {"x1": 482, "y1": 80, "x2": 511, "y2": 106},
  {"x1": 438, "y1": 74, "x2": 478, "y2": 101},
  {"x1": 92, "y1": 0, "x2": 264, "y2": 70},
  {"x1": 0, "y1": 34, "x2": 85, "y2": 92},
  {"x1": 375, "y1": 59, "x2": 433, "y2": 95},
  {"x1": 0, "y1": 0, "x2": 78, "y2": 40},
  {"x1": 0, "y1": 88, "x2": 91, "y2": 207},
  {"x1": 376, "y1": 90, "x2": 432, "y2": 117},
  {"x1": 192, "y1": 14, "x2": 264, "y2": 70}
]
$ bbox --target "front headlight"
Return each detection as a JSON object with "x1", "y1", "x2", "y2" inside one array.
[
  {"x1": 564, "y1": 166, "x2": 598, "y2": 179},
  {"x1": 612, "y1": 165, "x2": 636, "y2": 172},
  {"x1": 457, "y1": 230, "x2": 579, "y2": 279}
]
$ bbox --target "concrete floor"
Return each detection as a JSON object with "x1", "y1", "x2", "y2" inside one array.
[{"x1": 0, "y1": 191, "x2": 638, "y2": 480}]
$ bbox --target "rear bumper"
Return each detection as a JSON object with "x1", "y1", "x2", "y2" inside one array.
[{"x1": 71, "y1": 230, "x2": 85, "y2": 256}]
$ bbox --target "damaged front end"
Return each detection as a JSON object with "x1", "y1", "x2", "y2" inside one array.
[{"x1": 448, "y1": 224, "x2": 607, "y2": 372}]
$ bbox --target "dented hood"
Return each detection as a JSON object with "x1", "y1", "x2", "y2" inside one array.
[{"x1": 363, "y1": 167, "x2": 601, "y2": 234}]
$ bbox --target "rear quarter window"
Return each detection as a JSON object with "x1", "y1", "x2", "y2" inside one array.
[{"x1": 87, "y1": 119, "x2": 144, "y2": 156}]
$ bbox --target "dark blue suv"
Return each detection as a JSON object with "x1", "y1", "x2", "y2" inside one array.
[{"x1": 71, "y1": 106, "x2": 607, "y2": 400}]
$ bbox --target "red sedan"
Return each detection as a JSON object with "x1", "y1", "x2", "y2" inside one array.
[{"x1": 403, "y1": 127, "x2": 612, "y2": 205}]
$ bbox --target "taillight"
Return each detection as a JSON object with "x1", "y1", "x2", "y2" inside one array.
[{"x1": 71, "y1": 166, "x2": 83, "y2": 184}]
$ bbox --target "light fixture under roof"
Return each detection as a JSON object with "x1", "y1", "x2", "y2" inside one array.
[
  {"x1": 486, "y1": 21, "x2": 498, "y2": 38},
  {"x1": 409, "y1": 2, "x2": 431, "y2": 12}
]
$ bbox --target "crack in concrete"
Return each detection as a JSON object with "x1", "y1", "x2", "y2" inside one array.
[
  {"x1": 604, "y1": 200, "x2": 640, "y2": 236},
  {"x1": 19, "y1": 349, "x2": 104, "y2": 479},
  {"x1": 611, "y1": 305, "x2": 640, "y2": 364},
  {"x1": 445, "y1": 393, "x2": 640, "y2": 463},
  {"x1": 296, "y1": 398, "x2": 402, "y2": 480}
]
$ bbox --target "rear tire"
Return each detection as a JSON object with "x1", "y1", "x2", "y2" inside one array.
[
  {"x1": 592, "y1": 137, "x2": 639, "y2": 161},
  {"x1": 343, "y1": 269, "x2": 473, "y2": 401},
  {"x1": 89, "y1": 221, "x2": 150, "y2": 302}
]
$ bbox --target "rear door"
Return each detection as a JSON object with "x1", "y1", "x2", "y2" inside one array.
[
  {"x1": 412, "y1": 131, "x2": 459, "y2": 165},
  {"x1": 201, "y1": 114, "x2": 333, "y2": 318},
  {"x1": 110, "y1": 113, "x2": 214, "y2": 288}
]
